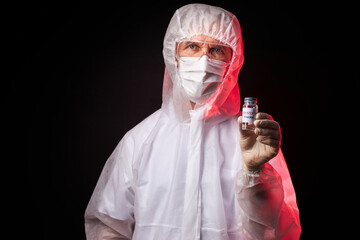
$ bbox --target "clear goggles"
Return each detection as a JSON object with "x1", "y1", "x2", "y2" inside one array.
[{"x1": 176, "y1": 40, "x2": 233, "y2": 63}]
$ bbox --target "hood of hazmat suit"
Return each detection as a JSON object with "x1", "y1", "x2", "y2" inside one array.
[{"x1": 85, "y1": 3, "x2": 301, "y2": 240}]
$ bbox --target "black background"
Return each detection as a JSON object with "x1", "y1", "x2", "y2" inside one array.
[{"x1": 8, "y1": 0, "x2": 357, "y2": 239}]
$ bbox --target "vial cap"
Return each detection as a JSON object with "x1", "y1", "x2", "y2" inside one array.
[{"x1": 244, "y1": 97, "x2": 257, "y2": 103}]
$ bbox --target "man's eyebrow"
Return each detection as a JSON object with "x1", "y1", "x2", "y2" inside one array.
[
  {"x1": 183, "y1": 41, "x2": 199, "y2": 46},
  {"x1": 184, "y1": 41, "x2": 223, "y2": 46},
  {"x1": 212, "y1": 44, "x2": 226, "y2": 49}
]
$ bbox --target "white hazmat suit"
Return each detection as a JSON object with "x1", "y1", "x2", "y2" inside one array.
[{"x1": 85, "y1": 3, "x2": 301, "y2": 240}]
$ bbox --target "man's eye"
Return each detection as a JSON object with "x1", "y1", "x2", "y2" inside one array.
[
  {"x1": 211, "y1": 48, "x2": 223, "y2": 54},
  {"x1": 188, "y1": 44, "x2": 197, "y2": 49}
]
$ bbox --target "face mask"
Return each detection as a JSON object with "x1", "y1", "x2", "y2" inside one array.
[{"x1": 178, "y1": 56, "x2": 229, "y2": 104}]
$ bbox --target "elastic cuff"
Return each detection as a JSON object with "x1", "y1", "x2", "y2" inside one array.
[{"x1": 241, "y1": 162, "x2": 264, "y2": 177}]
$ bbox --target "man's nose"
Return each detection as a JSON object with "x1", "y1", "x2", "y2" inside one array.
[{"x1": 199, "y1": 46, "x2": 211, "y2": 57}]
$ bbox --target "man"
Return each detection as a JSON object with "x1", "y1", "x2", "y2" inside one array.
[{"x1": 85, "y1": 3, "x2": 301, "y2": 239}]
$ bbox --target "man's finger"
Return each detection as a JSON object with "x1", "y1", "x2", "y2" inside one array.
[
  {"x1": 255, "y1": 128, "x2": 281, "y2": 141},
  {"x1": 255, "y1": 112, "x2": 273, "y2": 120},
  {"x1": 256, "y1": 135, "x2": 281, "y2": 149},
  {"x1": 254, "y1": 119, "x2": 280, "y2": 130}
]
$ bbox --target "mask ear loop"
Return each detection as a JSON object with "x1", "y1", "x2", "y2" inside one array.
[
  {"x1": 219, "y1": 46, "x2": 233, "y2": 82},
  {"x1": 175, "y1": 41, "x2": 183, "y2": 62},
  {"x1": 175, "y1": 41, "x2": 181, "y2": 68}
]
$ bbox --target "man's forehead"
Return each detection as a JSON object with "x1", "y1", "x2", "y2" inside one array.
[{"x1": 189, "y1": 35, "x2": 221, "y2": 44}]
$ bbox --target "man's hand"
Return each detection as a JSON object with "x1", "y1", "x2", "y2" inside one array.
[{"x1": 238, "y1": 113, "x2": 282, "y2": 172}]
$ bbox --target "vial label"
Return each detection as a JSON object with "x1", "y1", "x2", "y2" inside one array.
[{"x1": 242, "y1": 107, "x2": 257, "y2": 124}]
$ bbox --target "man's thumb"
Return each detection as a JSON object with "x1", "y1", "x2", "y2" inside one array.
[{"x1": 237, "y1": 116, "x2": 254, "y2": 138}]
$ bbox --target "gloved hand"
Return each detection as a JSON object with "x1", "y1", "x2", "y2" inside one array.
[{"x1": 238, "y1": 112, "x2": 282, "y2": 172}]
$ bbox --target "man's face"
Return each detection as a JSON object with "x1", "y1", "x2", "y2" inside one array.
[{"x1": 177, "y1": 35, "x2": 232, "y2": 63}]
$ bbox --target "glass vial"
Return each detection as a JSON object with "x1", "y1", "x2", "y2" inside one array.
[{"x1": 242, "y1": 97, "x2": 258, "y2": 130}]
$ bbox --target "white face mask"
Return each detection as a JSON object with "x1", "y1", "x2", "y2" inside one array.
[{"x1": 178, "y1": 56, "x2": 229, "y2": 104}]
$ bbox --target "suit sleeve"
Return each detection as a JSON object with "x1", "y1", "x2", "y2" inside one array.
[
  {"x1": 236, "y1": 149, "x2": 301, "y2": 240},
  {"x1": 85, "y1": 136, "x2": 135, "y2": 240}
]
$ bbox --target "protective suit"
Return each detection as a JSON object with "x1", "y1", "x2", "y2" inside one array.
[{"x1": 85, "y1": 3, "x2": 301, "y2": 240}]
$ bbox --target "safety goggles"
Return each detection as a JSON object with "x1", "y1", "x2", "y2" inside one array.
[{"x1": 177, "y1": 40, "x2": 233, "y2": 63}]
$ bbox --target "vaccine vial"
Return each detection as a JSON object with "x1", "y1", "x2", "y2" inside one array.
[{"x1": 242, "y1": 97, "x2": 258, "y2": 130}]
